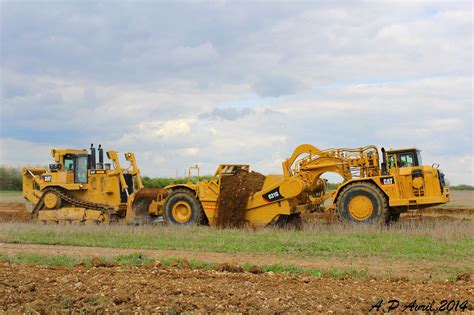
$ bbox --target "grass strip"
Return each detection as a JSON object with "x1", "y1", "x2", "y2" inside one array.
[
  {"x1": 0, "y1": 252, "x2": 369, "y2": 279},
  {"x1": 1, "y1": 222, "x2": 473, "y2": 261},
  {"x1": 0, "y1": 190, "x2": 22, "y2": 196}
]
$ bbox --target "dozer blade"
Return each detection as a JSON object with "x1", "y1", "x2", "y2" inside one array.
[
  {"x1": 134, "y1": 188, "x2": 168, "y2": 199},
  {"x1": 130, "y1": 188, "x2": 169, "y2": 224}
]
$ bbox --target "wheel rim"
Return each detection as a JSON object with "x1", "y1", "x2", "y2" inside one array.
[
  {"x1": 171, "y1": 201, "x2": 192, "y2": 223},
  {"x1": 348, "y1": 195, "x2": 373, "y2": 220},
  {"x1": 44, "y1": 192, "x2": 60, "y2": 209}
]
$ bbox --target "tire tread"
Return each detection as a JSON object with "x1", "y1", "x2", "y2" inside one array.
[
  {"x1": 336, "y1": 181, "x2": 390, "y2": 224},
  {"x1": 163, "y1": 188, "x2": 205, "y2": 225}
]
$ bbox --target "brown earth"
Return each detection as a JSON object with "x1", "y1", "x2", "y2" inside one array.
[
  {"x1": 216, "y1": 169, "x2": 266, "y2": 228},
  {"x1": 0, "y1": 261, "x2": 472, "y2": 313},
  {"x1": 0, "y1": 204, "x2": 31, "y2": 223}
]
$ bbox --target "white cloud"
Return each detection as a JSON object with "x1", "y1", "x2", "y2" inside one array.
[
  {"x1": 180, "y1": 147, "x2": 199, "y2": 156},
  {"x1": 156, "y1": 120, "x2": 192, "y2": 138},
  {"x1": 0, "y1": 138, "x2": 54, "y2": 167}
]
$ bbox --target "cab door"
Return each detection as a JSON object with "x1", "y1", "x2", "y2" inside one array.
[
  {"x1": 74, "y1": 155, "x2": 89, "y2": 184},
  {"x1": 387, "y1": 150, "x2": 421, "y2": 199}
]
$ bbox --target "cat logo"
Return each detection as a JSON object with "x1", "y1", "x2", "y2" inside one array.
[
  {"x1": 380, "y1": 177, "x2": 394, "y2": 185},
  {"x1": 43, "y1": 175, "x2": 52, "y2": 182}
]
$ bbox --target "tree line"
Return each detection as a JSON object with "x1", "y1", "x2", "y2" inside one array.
[{"x1": 0, "y1": 166, "x2": 22, "y2": 191}]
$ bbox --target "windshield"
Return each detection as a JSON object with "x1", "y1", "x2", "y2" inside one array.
[
  {"x1": 388, "y1": 152, "x2": 417, "y2": 168},
  {"x1": 397, "y1": 152, "x2": 414, "y2": 167}
]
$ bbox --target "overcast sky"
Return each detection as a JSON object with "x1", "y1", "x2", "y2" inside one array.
[{"x1": 1, "y1": 1, "x2": 472, "y2": 184}]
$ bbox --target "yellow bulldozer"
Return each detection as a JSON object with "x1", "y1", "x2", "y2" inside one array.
[
  {"x1": 154, "y1": 144, "x2": 450, "y2": 225},
  {"x1": 22, "y1": 144, "x2": 167, "y2": 224}
]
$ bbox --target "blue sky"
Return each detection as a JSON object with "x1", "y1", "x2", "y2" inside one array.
[{"x1": 0, "y1": 1, "x2": 472, "y2": 184}]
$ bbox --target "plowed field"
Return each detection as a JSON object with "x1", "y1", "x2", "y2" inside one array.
[{"x1": 1, "y1": 261, "x2": 472, "y2": 313}]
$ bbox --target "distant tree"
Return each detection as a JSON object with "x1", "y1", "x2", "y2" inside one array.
[
  {"x1": 450, "y1": 184, "x2": 474, "y2": 191},
  {"x1": 0, "y1": 165, "x2": 22, "y2": 191},
  {"x1": 326, "y1": 182, "x2": 341, "y2": 191},
  {"x1": 141, "y1": 175, "x2": 212, "y2": 189}
]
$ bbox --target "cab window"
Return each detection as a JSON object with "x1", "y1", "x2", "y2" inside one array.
[
  {"x1": 388, "y1": 154, "x2": 396, "y2": 169},
  {"x1": 75, "y1": 156, "x2": 88, "y2": 183},
  {"x1": 64, "y1": 156, "x2": 75, "y2": 171},
  {"x1": 416, "y1": 151, "x2": 423, "y2": 165},
  {"x1": 397, "y1": 153, "x2": 414, "y2": 167}
]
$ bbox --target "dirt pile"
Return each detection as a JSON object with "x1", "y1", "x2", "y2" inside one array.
[
  {"x1": 216, "y1": 169, "x2": 265, "y2": 228},
  {"x1": 0, "y1": 262, "x2": 472, "y2": 313},
  {"x1": 0, "y1": 204, "x2": 30, "y2": 222},
  {"x1": 215, "y1": 262, "x2": 243, "y2": 273}
]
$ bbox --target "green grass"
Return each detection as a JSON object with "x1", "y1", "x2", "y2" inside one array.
[
  {"x1": 1, "y1": 222, "x2": 473, "y2": 261},
  {"x1": 0, "y1": 253, "x2": 77, "y2": 266},
  {"x1": 0, "y1": 252, "x2": 368, "y2": 278},
  {"x1": 114, "y1": 252, "x2": 154, "y2": 265},
  {"x1": 0, "y1": 190, "x2": 21, "y2": 196}
]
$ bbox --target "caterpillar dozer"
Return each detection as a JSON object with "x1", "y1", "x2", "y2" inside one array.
[
  {"x1": 156, "y1": 144, "x2": 450, "y2": 225},
  {"x1": 22, "y1": 144, "x2": 167, "y2": 224}
]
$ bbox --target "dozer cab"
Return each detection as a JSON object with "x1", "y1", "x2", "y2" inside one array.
[
  {"x1": 156, "y1": 144, "x2": 450, "y2": 226},
  {"x1": 22, "y1": 144, "x2": 167, "y2": 224}
]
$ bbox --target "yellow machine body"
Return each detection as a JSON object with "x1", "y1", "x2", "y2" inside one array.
[
  {"x1": 22, "y1": 145, "x2": 165, "y2": 224},
  {"x1": 160, "y1": 144, "x2": 450, "y2": 226},
  {"x1": 23, "y1": 143, "x2": 449, "y2": 226},
  {"x1": 159, "y1": 165, "x2": 296, "y2": 226}
]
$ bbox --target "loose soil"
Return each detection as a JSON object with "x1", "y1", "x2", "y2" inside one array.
[
  {"x1": 216, "y1": 169, "x2": 266, "y2": 228},
  {"x1": 0, "y1": 204, "x2": 31, "y2": 223},
  {"x1": 0, "y1": 262, "x2": 472, "y2": 313}
]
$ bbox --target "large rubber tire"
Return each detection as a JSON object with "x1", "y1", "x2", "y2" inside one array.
[
  {"x1": 163, "y1": 189, "x2": 205, "y2": 225},
  {"x1": 336, "y1": 182, "x2": 389, "y2": 225},
  {"x1": 389, "y1": 211, "x2": 401, "y2": 223},
  {"x1": 273, "y1": 213, "x2": 303, "y2": 230}
]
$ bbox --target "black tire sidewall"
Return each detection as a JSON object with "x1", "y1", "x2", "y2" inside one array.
[
  {"x1": 338, "y1": 187, "x2": 384, "y2": 223},
  {"x1": 390, "y1": 211, "x2": 401, "y2": 222},
  {"x1": 164, "y1": 192, "x2": 201, "y2": 225}
]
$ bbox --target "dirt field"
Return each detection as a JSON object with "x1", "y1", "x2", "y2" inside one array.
[
  {"x1": 0, "y1": 190, "x2": 472, "y2": 312},
  {"x1": 1, "y1": 261, "x2": 472, "y2": 313}
]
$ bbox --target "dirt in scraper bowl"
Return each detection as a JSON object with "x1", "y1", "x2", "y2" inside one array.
[{"x1": 216, "y1": 168, "x2": 266, "y2": 228}]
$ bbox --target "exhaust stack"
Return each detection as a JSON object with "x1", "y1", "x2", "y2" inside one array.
[
  {"x1": 97, "y1": 144, "x2": 104, "y2": 169},
  {"x1": 90, "y1": 143, "x2": 96, "y2": 169}
]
